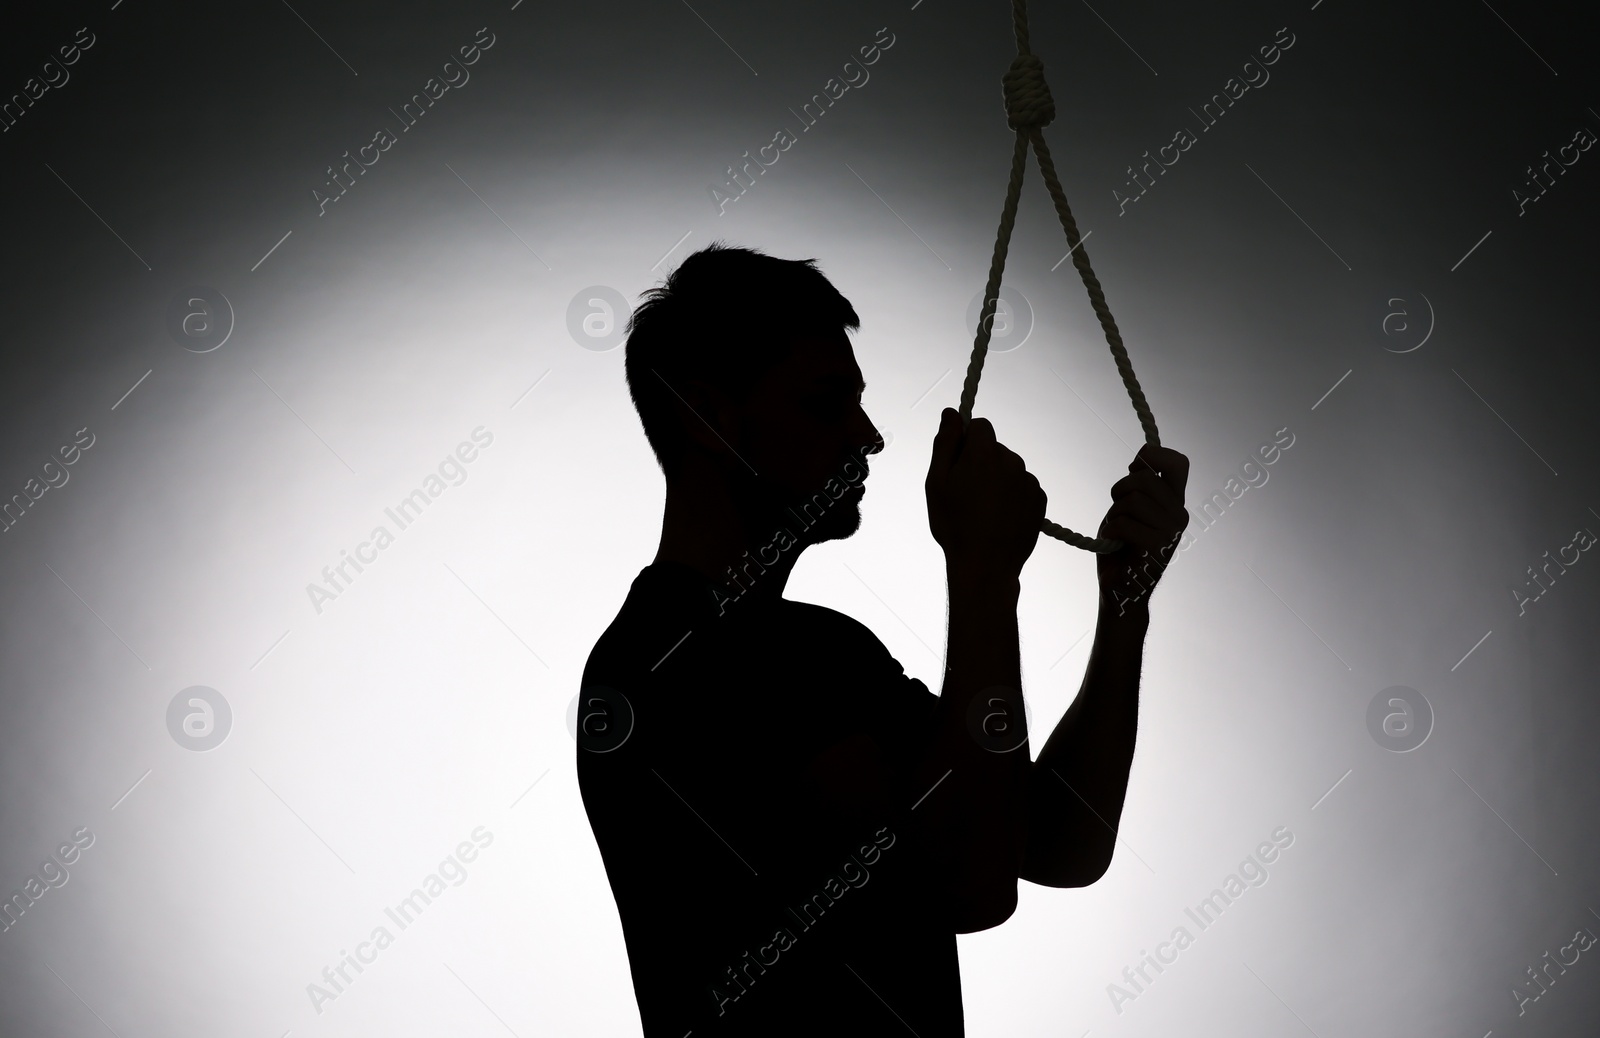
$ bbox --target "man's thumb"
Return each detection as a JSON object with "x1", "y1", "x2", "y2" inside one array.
[{"x1": 930, "y1": 407, "x2": 964, "y2": 471}]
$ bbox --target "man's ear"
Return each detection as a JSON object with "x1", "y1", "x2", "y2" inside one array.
[{"x1": 674, "y1": 377, "x2": 744, "y2": 461}]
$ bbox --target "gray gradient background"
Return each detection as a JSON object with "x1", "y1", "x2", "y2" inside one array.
[{"x1": 1, "y1": 0, "x2": 1597, "y2": 1035}]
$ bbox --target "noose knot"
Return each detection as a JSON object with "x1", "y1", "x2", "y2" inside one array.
[{"x1": 1003, "y1": 54, "x2": 1054, "y2": 129}]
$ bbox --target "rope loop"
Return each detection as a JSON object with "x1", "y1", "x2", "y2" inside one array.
[
  {"x1": 1002, "y1": 54, "x2": 1054, "y2": 129},
  {"x1": 956, "y1": 0, "x2": 1160, "y2": 553}
]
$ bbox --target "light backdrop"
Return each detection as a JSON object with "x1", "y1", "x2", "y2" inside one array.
[{"x1": 1, "y1": 1, "x2": 1597, "y2": 1035}]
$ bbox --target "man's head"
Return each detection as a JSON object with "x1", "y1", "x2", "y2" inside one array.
[{"x1": 624, "y1": 243, "x2": 882, "y2": 545}]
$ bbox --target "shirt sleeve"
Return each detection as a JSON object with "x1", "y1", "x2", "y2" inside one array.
[{"x1": 813, "y1": 606, "x2": 944, "y2": 781}]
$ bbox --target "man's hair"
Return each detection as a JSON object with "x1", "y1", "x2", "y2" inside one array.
[{"x1": 623, "y1": 242, "x2": 860, "y2": 479}]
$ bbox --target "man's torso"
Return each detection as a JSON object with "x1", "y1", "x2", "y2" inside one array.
[{"x1": 576, "y1": 561, "x2": 965, "y2": 1037}]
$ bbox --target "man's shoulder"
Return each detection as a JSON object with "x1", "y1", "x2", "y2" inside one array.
[
  {"x1": 579, "y1": 563, "x2": 934, "y2": 703},
  {"x1": 779, "y1": 598, "x2": 897, "y2": 659},
  {"x1": 581, "y1": 562, "x2": 717, "y2": 679}
]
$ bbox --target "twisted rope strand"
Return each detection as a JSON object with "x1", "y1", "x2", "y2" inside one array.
[
  {"x1": 956, "y1": 133, "x2": 1029, "y2": 423},
  {"x1": 1011, "y1": 0, "x2": 1033, "y2": 56},
  {"x1": 1028, "y1": 127, "x2": 1161, "y2": 446},
  {"x1": 955, "y1": 0, "x2": 1159, "y2": 554}
]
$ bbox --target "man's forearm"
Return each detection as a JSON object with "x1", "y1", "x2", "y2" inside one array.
[
  {"x1": 1024, "y1": 597, "x2": 1149, "y2": 885},
  {"x1": 913, "y1": 563, "x2": 1030, "y2": 930}
]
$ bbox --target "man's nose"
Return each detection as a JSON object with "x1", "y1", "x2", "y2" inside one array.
[{"x1": 859, "y1": 412, "x2": 885, "y2": 456}]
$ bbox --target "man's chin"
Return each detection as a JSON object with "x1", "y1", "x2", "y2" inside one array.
[
  {"x1": 794, "y1": 498, "x2": 863, "y2": 544},
  {"x1": 745, "y1": 473, "x2": 867, "y2": 546}
]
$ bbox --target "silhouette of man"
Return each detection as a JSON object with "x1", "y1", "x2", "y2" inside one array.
[{"x1": 577, "y1": 244, "x2": 1189, "y2": 1037}]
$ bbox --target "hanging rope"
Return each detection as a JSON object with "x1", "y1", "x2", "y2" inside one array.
[{"x1": 958, "y1": 0, "x2": 1160, "y2": 554}]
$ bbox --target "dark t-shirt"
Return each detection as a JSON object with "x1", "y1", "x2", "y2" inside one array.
[{"x1": 577, "y1": 561, "x2": 965, "y2": 1037}]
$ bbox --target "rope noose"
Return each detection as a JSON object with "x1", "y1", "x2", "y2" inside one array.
[{"x1": 956, "y1": 0, "x2": 1161, "y2": 554}]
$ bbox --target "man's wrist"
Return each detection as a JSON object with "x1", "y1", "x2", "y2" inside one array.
[
  {"x1": 1097, "y1": 591, "x2": 1152, "y2": 626},
  {"x1": 945, "y1": 560, "x2": 1022, "y2": 599}
]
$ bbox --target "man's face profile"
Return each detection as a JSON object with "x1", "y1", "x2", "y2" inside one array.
[{"x1": 722, "y1": 329, "x2": 883, "y2": 546}]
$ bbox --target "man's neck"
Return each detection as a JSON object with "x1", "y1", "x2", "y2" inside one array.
[{"x1": 652, "y1": 475, "x2": 802, "y2": 605}]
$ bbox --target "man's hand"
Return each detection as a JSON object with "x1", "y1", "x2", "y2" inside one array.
[
  {"x1": 1095, "y1": 443, "x2": 1190, "y2": 614},
  {"x1": 926, "y1": 408, "x2": 1047, "y2": 580}
]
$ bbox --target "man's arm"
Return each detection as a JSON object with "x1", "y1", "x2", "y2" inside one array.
[
  {"x1": 1021, "y1": 598, "x2": 1148, "y2": 886},
  {"x1": 913, "y1": 565, "x2": 1030, "y2": 932},
  {"x1": 1021, "y1": 443, "x2": 1188, "y2": 887},
  {"x1": 910, "y1": 410, "x2": 1044, "y2": 933},
  {"x1": 910, "y1": 419, "x2": 1187, "y2": 926}
]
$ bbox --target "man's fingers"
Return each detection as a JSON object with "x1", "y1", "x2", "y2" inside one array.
[
  {"x1": 1110, "y1": 471, "x2": 1186, "y2": 520},
  {"x1": 1129, "y1": 444, "x2": 1189, "y2": 497},
  {"x1": 929, "y1": 410, "x2": 1037, "y2": 493},
  {"x1": 1104, "y1": 493, "x2": 1176, "y2": 533},
  {"x1": 1100, "y1": 513, "x2": 1175, "y2": 554},
  {"x1": 965, "y1": 415, "x2": 998, "y2": 451},
  {"x1": 991, "y1": 440, "x2": 1026, "y2": 473},
  {"x1": 934, "y1": 411, "x2": 1014, "y2": 475}
]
